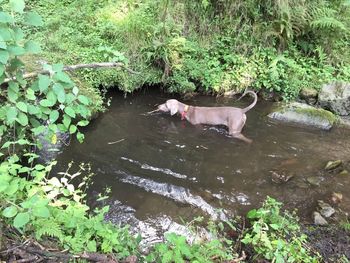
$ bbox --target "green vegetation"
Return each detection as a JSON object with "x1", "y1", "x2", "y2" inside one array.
[
  {"x1": 27, "y1": 0, "x2": 350, "y2": 100},
  {"x1": 242, "y1": 197, "x2": 319, "y2": 262},
  {"x1": 1, "y1": 0, "x2": 348, "y2": 262}
]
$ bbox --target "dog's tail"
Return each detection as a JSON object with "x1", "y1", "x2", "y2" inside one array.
[{"x1": 240, "y1": 90, "x2": 258, "y2": 113}]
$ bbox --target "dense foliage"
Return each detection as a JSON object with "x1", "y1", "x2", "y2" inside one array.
[
  {"x1": 0, "y1": 0, "x2": 347, "y2": 261},
  {"x1": 27, "y1": 0, "x2": 350, "y2": 99}
]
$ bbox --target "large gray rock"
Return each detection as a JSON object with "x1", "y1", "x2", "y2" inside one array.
[
  {"x1": 319, "y1": 82, "x2": 350, "y2": 116},
  {"x1": 268, "y1": 102, "x2": 337, "y2": 130}
]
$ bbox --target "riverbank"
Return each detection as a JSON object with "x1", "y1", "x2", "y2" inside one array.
[{"x1": 27, "y1": 0, "x2": 350, "y2": 102}]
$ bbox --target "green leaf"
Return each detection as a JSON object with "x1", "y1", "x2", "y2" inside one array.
[
  {"x1": 24, "y1": 40, "x2": 41, "y2": 54},
  {"x1": 1, "y1": 141, "x2": 12, "y2": 149},
  {"x1": 28, "y1": 105, "x2": 39, "y2": 114},
  {"x1": 52, "y1": 63, "x2": 64, "y2": 71},
  {"x1": 64, "y1": 107, "x2": 76, "y2": 118},
  {"x1": 0, "y1": 64, "x2": 4, "y2": 75},
  {"x1": 0, "y1": 50, "x2": 9, "y2": 64},
  {"x1": 53, "y1": 83, "x2": 66, "y2": 103},
  {"x1": 65, "y1": 93, "x2": 76, "y2": 104},
  {"x1": 49, "y1": 110, "x2": 59, "y2": 123},
  {"x1": 8, "y1": 86, "x2": 18, "y2": 103},
  {"x1": 13, "y1": 212, "x2": 30, "y2": 228},
  {"x1": 23, "y1": 11, "x2": 43, "y2": 26},
  {"x1": 87, "y1": 240, "x2": 97, "y2": 252},
  {"x1": 6, "y1": 107, "x2": 17, "y2": 124},
  {"x1": 17, "y1": 112, "x2": 28, "y2": 126},
  {"x1": 47, "y1": 91, "x2": 57, "y2": 105},
  {"x1": 247, "y1": 209, "x2": 257, "y2": 219},
  {"x1": 13, "y1": 28, "x2": 24, "y2": 41},
  {"x1": 40, "y1": 99, "x2": 55, "y2": 107},
  {"x1": 32, "y1": 125, "x2": 46, "y2": 135},
  {"x1": 0, "y1": 35, "x2": 6, "y2": 49},
  {"x1": 77, "y1": 120, "x2": 89, "y2": 127},
  {"x1": 38, "y1": 74, "x2": 51, "y2": 93},
  {"x1": 8, "y1": 45, "x2": 25, "y2": 56},
  {"x1": 69, "y1": 124, "x2": 77, "y2": 134},
  {"x1": 78, "y1": 95, "x2": 89, "y2": 105},
  {"x1": 16, "y1": 101, "x2": 27, "y2": 112},
  {"x1": 10, "y1": 0, "x2": 25, "y2": 13},
  {"x1": 30, "y1": 80, "x2": 39, "y2": 92},
  {"x1": 63, "y1": 115, "x2": 71, "y2": 128},
  {"x1": 0, "y1": 12, "x2": 14, "y2": 23},
  {"x1": 17, "y1": 139, "x2": 29, "y2": 145},
  {"x1": 3, "y1": 206, "x2": 18, "y2": 218},
  {"x1": 54, "y1": 71, "x2": 71, "y2": 83},
  {"x1": 72, "y1": 86, "x2": 79, "y2": 95},
  {"x1": 77, "y1": 132, "x2": 85, "y2": 143},
  {"x1": 26, "y1": 88, "x2": 36, "y2": 100},
  {"x1": 29, "y1": 118, "x2": 41, "y2": 128},
  {"x1": 6, "y1": 181, "x2": 18, "y2": 195},
  {"x1": 33, "y1": 206, "x2": 50, "y2": 218}
]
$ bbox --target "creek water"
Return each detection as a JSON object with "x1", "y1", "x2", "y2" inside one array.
[{"x1": 52, "y1": 89, "x2": 350, "y2": 224}]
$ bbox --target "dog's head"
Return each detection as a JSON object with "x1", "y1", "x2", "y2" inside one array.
[{"x1": 158, "y1": 99, "x2": 179, "y2": 116}]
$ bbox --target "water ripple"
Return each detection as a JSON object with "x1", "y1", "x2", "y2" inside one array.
[{"x1": 116, "y1": 170, "x2": 226, "y2": 220}]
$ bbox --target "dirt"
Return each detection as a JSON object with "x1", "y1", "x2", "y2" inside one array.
[{"x1": 304, "y1": 225, "x2": 350, "y2": 262}]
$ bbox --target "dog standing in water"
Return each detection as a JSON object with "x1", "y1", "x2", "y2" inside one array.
[{"x1": 157, "y1": 91, "x2": 257, "y2": 143}]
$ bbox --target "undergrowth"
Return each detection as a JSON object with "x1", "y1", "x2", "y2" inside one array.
[{"x1": 26, "y1": 0, "x2": 350, "y2": 100}]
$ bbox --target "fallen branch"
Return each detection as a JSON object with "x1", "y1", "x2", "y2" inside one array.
[
  {"x1": 141, "y1": 109, "x2": 161, "y2": 116},
  {"x1": 22, "y1": 247, "x2": 118, "y2": 262},
  {"x1": 3, "y1": 62, "x2": 139, "y2": 83},
  {"x1": 230, "y1": 251, "x2": 246, "y2": 262}
]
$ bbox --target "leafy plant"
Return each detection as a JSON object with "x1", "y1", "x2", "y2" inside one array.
[
  {"x1": 242, "y1": 197, "x2": 319, "y2": 263},
  {"x1": 0, "y1": 0, "x2": 91, "y2": 157},
  {"x1": 0, "y1": 156, "x2": 140, "y2": 257}
]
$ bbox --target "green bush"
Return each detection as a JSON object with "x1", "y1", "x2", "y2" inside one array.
[
  {"x1": 242, "y1": 197, "x2": 320, "y2": 263},
  {"x1": 0, "y1": 156, "x2": 140, "y2": 257}
]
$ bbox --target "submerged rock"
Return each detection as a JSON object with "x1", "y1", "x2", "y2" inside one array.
[
  {"x1": 270, "y1": 171, "x2": 294, "y2": 184},
  {"x1": 268, "y1": 102, "x2": 336, "y2": 130},
  {"x1": 324, "y1": 160, "x2": 342, "y2": 171},
  {"x1": 337, "y1": 170, "x2": 349, "y2": 176},
  {"x1": 313, "y1": 212, "x2": 328, "y2": 225},
  {"x1": 318, "y1": 201, "x2": 336, "y2": 218},
  {"x1": 319, "y1": 82, "x2": 350, "y2": 116},
  {"x1": 307, "y1": 176, "x2": 324, "y2": 186},
  {"x1": 330, "y1": 192, "x2": 343, "y2": 204},
  {"x1": 338, "y1": 116, "x2": 350, "y2": 129}
]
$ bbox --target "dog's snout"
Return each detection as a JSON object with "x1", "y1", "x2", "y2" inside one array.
[{"x1": 158, "y1": 103, "x2": 168, "y2": 112}]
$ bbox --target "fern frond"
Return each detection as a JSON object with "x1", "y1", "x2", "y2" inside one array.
[
  {"x1": 34, "y1": 220, "x2": 63, "y2": 241},
  {"x1": 311, "y1": 17, "x2": 346, "y2": 31}
]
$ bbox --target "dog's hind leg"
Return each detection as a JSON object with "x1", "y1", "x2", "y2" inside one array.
[{"x1": 228, "y1": 115, "x2": 252, "y2": 143}]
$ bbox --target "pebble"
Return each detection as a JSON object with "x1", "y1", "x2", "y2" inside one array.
[
  {"x1": 313, "y1": 212, "x2": 328, "y2": 225},
  {"x1": 324, "y1": 160, "x2": 342, "y2": 171}
]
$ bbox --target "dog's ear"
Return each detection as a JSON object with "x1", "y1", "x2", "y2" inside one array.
[{"x1": 166, "y1": 100, "x2": 178, "y2": 116}]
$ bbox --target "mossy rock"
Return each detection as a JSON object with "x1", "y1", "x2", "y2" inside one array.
[{"x1": 268, "y1": 102, "x2": 337, "y2": 130}]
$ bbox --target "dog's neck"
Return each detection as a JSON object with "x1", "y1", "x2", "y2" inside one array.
[{"x1": 180, "y1": 103, "x2": 190, "y2": 120}]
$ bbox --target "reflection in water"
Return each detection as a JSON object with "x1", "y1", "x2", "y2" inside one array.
[{"x1": 52, "y1": 90, "x2": 350, "y2": 223}]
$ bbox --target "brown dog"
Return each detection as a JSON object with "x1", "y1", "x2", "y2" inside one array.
[{"x1": 157, "y1": 91, "x2": 257, "y2": 143}]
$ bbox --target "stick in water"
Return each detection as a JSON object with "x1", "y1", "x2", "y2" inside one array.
[
  {"x1": 108, "y1": 139, "x2": 125, "y2": 145},
  {"x1": 146, "y1": 109, "x2": 161, "y2": 114}
]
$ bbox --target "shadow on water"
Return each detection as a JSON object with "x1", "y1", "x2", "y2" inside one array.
[{"x1": 52, "y1": 88, "x2": 350, "y2": 223}]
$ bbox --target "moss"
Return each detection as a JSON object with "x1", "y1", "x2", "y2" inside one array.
[{"x1": 294, "y1": 107, "x2": 338, "y2": 124}]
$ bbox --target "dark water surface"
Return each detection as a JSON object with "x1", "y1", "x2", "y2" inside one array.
[{"x1": 53, "y1": 89, "x2": 350, "y2": 222}]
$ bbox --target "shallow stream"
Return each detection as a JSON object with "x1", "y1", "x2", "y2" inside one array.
[{"x1": 52, "y1": 89, "x2": 350, "y2": 225}]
